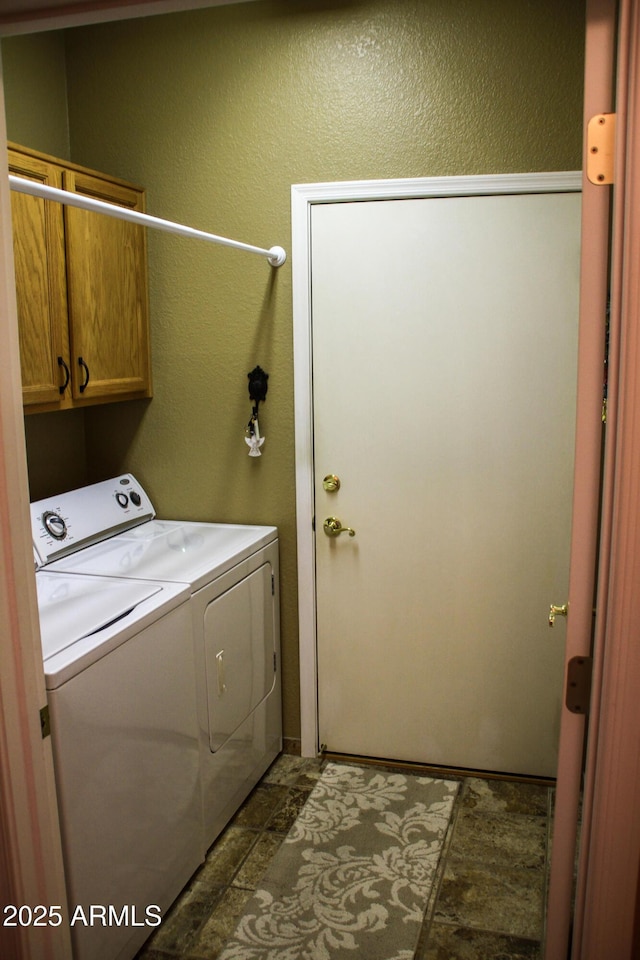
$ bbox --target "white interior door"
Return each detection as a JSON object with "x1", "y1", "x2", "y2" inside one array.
[{"x1": 311, "y1": 188, "x2": 581, "y2": 777}]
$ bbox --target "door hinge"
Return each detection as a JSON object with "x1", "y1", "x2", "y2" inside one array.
[
  {"x1": 40, "y1": 704, "x2": 51, "y2": 739},
  {"x1": 566, "y1": 656, "x2": 593, "y2": 715},
  {"x1": 587, "y1": 113, "x2": 616, "y2": 185}
]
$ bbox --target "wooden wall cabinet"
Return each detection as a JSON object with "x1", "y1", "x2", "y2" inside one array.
[{"x1": 8, "y1": 144, "x2": 152, "y2": 412}]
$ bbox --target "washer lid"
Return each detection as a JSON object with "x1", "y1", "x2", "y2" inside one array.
[
  {"x1": 36, "y1": 572, "x2": 190, "y2": 689},
  {"x1": 36, "y1": 572, "x2": 162, "y2": 660}
]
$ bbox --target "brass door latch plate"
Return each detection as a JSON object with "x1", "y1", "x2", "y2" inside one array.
[
  {"x1": 587, "y1": 114, "x2": 616, "y2": 185},
  {"x1": 566, "y1": 656, "x2": 592, "y2": 715}
]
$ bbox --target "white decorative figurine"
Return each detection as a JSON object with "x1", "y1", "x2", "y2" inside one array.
[{"x1": 245, "y1": 416, "x2": 265, "y2": 457}]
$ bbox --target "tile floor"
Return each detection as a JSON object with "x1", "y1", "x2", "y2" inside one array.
[{"x1": 135, "y1": 752, "x2": 553, "y2": 960}]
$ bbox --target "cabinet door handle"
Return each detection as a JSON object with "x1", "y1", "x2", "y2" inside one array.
[
  {"x1": 78, "y1": 357, "x2": 90, "y2": 393},
  {"x1": 57, "y1": 356, "x2": 70, "y2": 395}
]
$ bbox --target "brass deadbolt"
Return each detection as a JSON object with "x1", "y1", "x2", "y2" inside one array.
[{"x1": 323, "y1": 475, "x2": 341, "y2": 493}]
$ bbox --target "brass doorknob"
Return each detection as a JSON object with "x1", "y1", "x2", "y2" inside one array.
[
  {"x1": 549, "y1": 603, "x2": 568, "y2": 627},
  {"x1": 323, "y1": 517, "x2": 356, "y2": 538}
]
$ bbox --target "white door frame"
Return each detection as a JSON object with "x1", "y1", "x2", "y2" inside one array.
[{"x1": 292, "y1": 171, "x2": 581, "y2": 759}]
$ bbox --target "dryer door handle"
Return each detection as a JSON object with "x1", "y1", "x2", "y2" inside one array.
[{"x1": 216, "y1": 650, "x2": 227, "y2": 696}]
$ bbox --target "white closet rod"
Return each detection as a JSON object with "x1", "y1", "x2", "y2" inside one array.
[{"x1": 8, "y1": 175, "x2": 287, "y2": 267}]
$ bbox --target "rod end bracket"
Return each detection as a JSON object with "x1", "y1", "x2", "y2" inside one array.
[{"x1": 267, "y1": 245, "x2": 287, "y2": 267}]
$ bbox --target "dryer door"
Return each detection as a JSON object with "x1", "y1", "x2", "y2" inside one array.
[{"x1": 204, "y1": 562, "x2": 276, "y2": 752}]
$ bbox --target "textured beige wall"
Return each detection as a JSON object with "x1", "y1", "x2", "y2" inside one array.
[
  {"x1": 2, "y1": 31, "x2": 69, "y2": 158},
  {"x1": 3, "y1": 0, "x2": 585, "y2": 740}
]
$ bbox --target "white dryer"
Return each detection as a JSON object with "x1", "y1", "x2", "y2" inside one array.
[
  {"x1": 34, "y1": 566, "x2": 202, "y2": 960},
  {"x1": 33, "y1": 474, "x2": 282, "y2": 854}
]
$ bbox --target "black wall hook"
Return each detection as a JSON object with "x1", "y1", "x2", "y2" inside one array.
[{"x1": 248, "y1": 365, "x2": 269, "y2": 415}]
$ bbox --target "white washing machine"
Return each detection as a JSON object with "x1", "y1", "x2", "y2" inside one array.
[
  {"x1": 34, "y1": 567, "x2": 202, "y2": 960},
  {"x1": 32, "y1": 474, "x2": 282, "y2": 857}
]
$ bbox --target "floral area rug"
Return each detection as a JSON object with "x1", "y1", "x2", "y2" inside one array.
[{"x1": 219, "y1": 762, "x2": 459, "y2": 960}]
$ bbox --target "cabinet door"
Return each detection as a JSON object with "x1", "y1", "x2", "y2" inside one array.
[
  {"x1": 8, "y1": 151, "x2": 70, "y2": 407},
  {"x1": 63, "y1": 170, "x2": 151, "y2": 402}
]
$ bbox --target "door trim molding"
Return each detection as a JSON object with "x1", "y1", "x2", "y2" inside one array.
[{"x1": 291, "y1": 171, "x2": 582, "y2": 757}]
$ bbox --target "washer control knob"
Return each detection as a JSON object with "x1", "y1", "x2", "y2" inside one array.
[
  {"x1": 42, "y1": 510, "x2": 67, "y2": 541},
  {"x1": 130, "y1": 491, "x2": 142, "y2": 507},
  {"x1": 116, "y1": 492, "x2": 129, "y2": 508}
]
